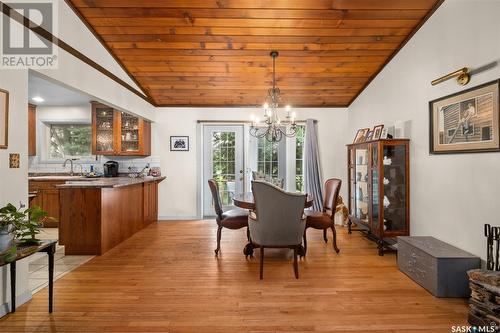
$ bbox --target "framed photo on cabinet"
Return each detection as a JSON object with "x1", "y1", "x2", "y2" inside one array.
[
  {"x1": 353, "y1": 128, "x2": 369, "y2": 144},
  {"x1": 429, "y1": 79, "x2": 500, "y2": 154},
  {"x1": 0, "y1": 89, "x2": 8, "y2": 149}
]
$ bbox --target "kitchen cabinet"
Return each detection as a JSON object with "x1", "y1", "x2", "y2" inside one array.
[
  {"x1": 28, "y1": 104, "x2": 36, "y2": 156},
  {"x1": 29, "y1": 180, "x2": 64, "y2": 228},
  {"x1": 91, "y1": 102, "x2": 151, "y2": 156},
  {"x1": 143, "y1": 180, "x2": 158, "y2": 225}
]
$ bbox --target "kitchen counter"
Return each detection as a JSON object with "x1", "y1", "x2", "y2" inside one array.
[
  {"x1": 58, "y1": 176, "x2": 165, "y2": 255},
  {"x1": 29, "y1": 175, "x2": 90, "y2": 181},
  {"x1": 56, "y1": 176, "x2": 166, "y2": 188}
]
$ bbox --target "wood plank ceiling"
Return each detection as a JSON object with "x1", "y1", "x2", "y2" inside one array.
[{"x1": 67, "y1": 0, "x2": 443, "y2": 107}]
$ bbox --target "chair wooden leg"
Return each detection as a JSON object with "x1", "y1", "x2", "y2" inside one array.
[
  {"x1": 323, "y1": 229, "x2": 328, "y2": 243},
  {"x1": 293, "y1": 246, "x2": 299, "y2": 279},
  {"x1": 303, "y1": 229, "x2": 308, "y2": 256},
  {"x1": 260, "y1": 246, "x2": 264, "y2": 279},
  {"x1": 331, "y1": 224, "x2": 340, "y2": 254},
  {"x1": 215, "y1": 225, "x2": 222, "y2": 256},
  {"x1": 246, "y1": 227, "x2": 250, "y2": 242}
]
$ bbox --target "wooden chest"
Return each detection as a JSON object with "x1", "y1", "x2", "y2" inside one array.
[{"x1": 397, "y1": 236, "x2": 480, "y2": 297}]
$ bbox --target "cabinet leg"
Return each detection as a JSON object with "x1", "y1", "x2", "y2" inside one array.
[
  {"x1": 347, "y1": 218, "x2": 352, "y2": 234},
  {"x1": 377, "y1": 240, "x2": 384, "y2": 256}
]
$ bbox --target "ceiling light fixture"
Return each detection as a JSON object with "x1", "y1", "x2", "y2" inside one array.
[
  {"x1": 250, "y1": 51, "x2": 297, "y2": 143},
  {"x1": 32, "y1": 96, "x2": 45, "y2": 103}
]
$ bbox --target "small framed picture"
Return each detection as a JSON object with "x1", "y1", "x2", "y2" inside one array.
[
  {"x1": 372, "y1": 124, "x2": 384, "y2": 140},
  {"x1": 353, "y1": 128, "x2": 370, "y2": 143},
  {"x1": 0, "y1": 89, "x2": 9, "y2": 149},
  {"x1": 170, "y1": 136, "x2": 189, "y2": 151},
  {"x1": 365, "y1": 130, "x2": 374, "y2": 141},
  {"x1": 380, "y1": 128, "x2": 389, "y2": 139}
]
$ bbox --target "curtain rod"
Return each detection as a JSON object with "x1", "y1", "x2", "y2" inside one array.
[{"x1": 196, "y1": 120, "x2": 317, "y2": 124}]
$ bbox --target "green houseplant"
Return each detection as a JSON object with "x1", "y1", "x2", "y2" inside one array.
[{"x1": 0, "y1": 203, "x2": 47, "y2": 253}]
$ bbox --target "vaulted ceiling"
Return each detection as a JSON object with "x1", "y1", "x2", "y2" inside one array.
[{"x1": 67, "y1": 0, "x2": 443, "y2": 107}]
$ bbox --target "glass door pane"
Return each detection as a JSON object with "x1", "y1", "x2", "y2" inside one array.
[
  {"x1": 371, "y1": 143, "x2": 379, "y2": 231},
  {"x1": 354, "y1": 147, "x2": 369, "y2": 224},
  {"x1": 203, "y1": 125, "x2": 244, "y2": 216},
  {"x1": 95, "y1": 106, "x2": 114, "y2": 153},
  {"x1": 120, "y1": 113, "x2": 140, "y2": 153},
  {"x1": 382, "y1": 145, "x2": 406, "y2": 232}
]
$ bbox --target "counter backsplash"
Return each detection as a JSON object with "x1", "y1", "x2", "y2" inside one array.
[{"x1": 28, "y1": 155, "x2": 161, "y2": 175}]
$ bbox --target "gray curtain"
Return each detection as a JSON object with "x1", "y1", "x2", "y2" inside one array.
[{"x1": 304, "y1": 119, "x2": 323, "y2": 211}]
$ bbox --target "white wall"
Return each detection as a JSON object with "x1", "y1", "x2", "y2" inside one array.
[
  {"x1": 347, "y1": 0, "x2": 500, "y2": 260},
  {"x1": 0, "y1": 69, "x2": 30, "y2": 316},
  {"x1": 153, "y1": 107, "x2": 348, "y2": 219}
]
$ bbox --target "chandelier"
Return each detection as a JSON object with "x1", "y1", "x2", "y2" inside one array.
[{"x1": 250, "y1": 51, "x2": 297, "y2": 143}]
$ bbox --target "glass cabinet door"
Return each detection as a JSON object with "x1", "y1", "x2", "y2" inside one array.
[
  {"x1": 371, "y1": 143, "x2": 380, "y2": 232},
  {"x1": 95, "y1": 106, "x2": 115, "y2": 153},
  {"x1": 120, "y1": 113, "x2": 140, "y2": 153},
  {"x1": 382, "y1": 144, "x2": 407, "y2": 233},
  {"x1": 354, "y1": 147, "x2": 369, "y2": 224}
]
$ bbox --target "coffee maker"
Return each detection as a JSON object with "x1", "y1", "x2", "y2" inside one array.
[{"x1": 103, "y1": 161, "x2": 119, "y2": 177}]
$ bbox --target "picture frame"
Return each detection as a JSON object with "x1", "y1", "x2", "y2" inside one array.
[
  {"x1": 365, "y1": 130, "x2": 374, "y2": 142},
  {"x1": 353, "y1": 128, "x2": 370, "y2": 144},
  {"x1": 429, "y1": 79, "x2": 500, "y2": 154},
  {"x1": 372, "y1": 124, "x2": 384, "y2": 140},
  {"x1": 170, "y1": 136, "x2": 189, "y2": 151},
  {"x1": 0, "y1": 89, "x2": 9, "y2": 149},
  {"x1": 380, "y1": 128, "x2": 389, "y2": 139}
]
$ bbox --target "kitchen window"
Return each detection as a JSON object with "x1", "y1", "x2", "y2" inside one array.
[{"x1": 47, "y1": 123, "x2": 92, "y2": 160}]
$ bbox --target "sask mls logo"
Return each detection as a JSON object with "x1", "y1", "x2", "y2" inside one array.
[{"x1": 1, "y1": 0, "x2": 58, "y2": 68}]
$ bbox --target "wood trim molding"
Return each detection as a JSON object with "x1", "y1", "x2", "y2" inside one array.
[
  {"x1": 0, "y1": 1, "x2": 154, "y2": 106},
  {"x1": 348, "y1": 0, "x2": 445, "y2": 106}
]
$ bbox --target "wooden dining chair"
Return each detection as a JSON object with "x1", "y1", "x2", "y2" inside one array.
[
  {"x1": 208, "y1": 179, "x2": 249, "y2": 256},
  {"x1": 303, "y1": 178, "x2": 341, "y2": 255}
]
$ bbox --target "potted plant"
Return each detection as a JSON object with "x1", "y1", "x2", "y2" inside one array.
[{"x1": 0, "y1": 203, "x2": 47, "y2": 253}]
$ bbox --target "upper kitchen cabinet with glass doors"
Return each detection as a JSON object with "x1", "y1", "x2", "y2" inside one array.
[
  {"x1": 91, "y1": 102, "x2": 151, "y2": 156},
  {"x1": 347, "y1": 139, "x2": 410, "y2": 255}
]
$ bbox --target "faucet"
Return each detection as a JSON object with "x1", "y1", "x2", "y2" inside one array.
[
  {"x1": 77, "y1": 164, "x2": 84, "y2": 176},
  {"x1": 63, "y1": 159, "x2": 74, "y2": 176}
]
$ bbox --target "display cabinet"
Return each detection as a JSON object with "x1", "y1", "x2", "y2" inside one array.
[
  {"x1": 347, "y1": 139, "x2": 410, "y2": 255},
  {"x1": 91, "y1": 102, "x2": 151, "y2": 156}
]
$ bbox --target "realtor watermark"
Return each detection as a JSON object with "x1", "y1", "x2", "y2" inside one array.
[
  {"x1": 1, "y1": 0, "x2": 58, "y2": 69},
  {"x1": 451, "y1": 323, "x2": 499, "y2": 332}
]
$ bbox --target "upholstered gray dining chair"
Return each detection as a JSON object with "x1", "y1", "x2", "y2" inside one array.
[{"x1": 248, "y1": 180, "x2": 307, "y2": 279}]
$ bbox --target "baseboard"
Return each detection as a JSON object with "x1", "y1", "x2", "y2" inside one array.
[
  {"x1": 157, "y1": 216, "x2": 203, "y2": 221},
  {"x1": 0, "y1": 290, "x2": 32, "y2": 318}
]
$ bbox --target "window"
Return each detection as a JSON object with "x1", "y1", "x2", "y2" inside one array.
[
  {"x1": 295, "y1": 125, "x2": 305, "y2": 192},
  {"x1": 251, "y1": 125, "x2": 305, "y2": 192},
  {"x1": 48, "y1": 124, "x2": 92, "y2": 159},
  {"x1": 212, "y1": 131, "x2": 236, "y2": 205},
  {"x1": 257, "y1": 138, "x2": 279, "y2": 179}
]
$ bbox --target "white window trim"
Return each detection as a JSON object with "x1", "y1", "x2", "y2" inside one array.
[{"x1": 38, "y1": 119, "x2": 97, "y2": 164}]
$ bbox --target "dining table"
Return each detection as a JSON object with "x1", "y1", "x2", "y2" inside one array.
[
  {"x1": 233, "y1": 192, "x2": 314, "y2": 210},
  {"x1": 233, "y1": 192, "x2": 314, "y2": 257}
]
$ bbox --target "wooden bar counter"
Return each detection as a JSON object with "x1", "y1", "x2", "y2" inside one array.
[{"x1": 57, "y1": 176, "x2": 165, "y2": 255}]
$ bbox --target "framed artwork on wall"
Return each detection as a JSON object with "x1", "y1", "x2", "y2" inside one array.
[
  {"x1": 429, "y1": 79, "x2": 499, "y2": 154},
  {"x1": 170, "y1": 136, "x2": 189, "y2": 151},
  {"x1": 0, "y1": 89, "x2": 9, "y2": 149}
]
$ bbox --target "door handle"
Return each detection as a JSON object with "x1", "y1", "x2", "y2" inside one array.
[{"x1": 239, "y1": 170, "x2": 244, "y2": 174}]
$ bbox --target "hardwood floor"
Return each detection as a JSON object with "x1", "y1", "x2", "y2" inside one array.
[{"x1": 0, "y1": 221, "x2": 467, "y2": 332}]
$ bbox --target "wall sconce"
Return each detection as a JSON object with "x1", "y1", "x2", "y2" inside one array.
[{"x1": 431, "y1": 67, "x2": 470, "y2": 86}]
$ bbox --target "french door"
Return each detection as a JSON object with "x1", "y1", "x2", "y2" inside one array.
[{"x1": 203, "y1": 125, "x2": 244, "y2": 216}]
